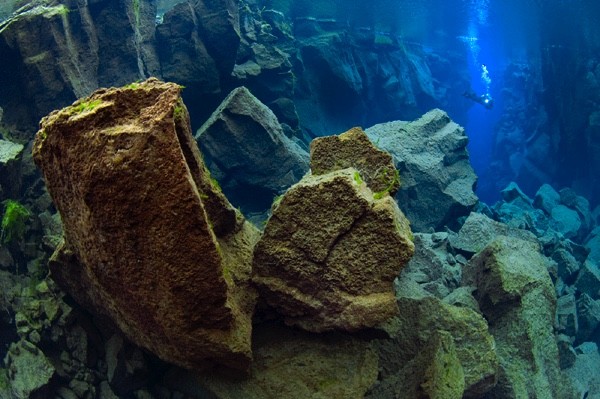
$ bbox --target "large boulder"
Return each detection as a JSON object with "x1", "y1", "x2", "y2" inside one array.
[
  {"x1": 253, "y1": 167, "x2": 414, "y2": 332},
  {"x1": 366, "y1": 109, "x2": 478, "y2": 232},
  {"x1": 196, "y1": 86, "x2": 309, "y2": 214},
  {"x1": 374, "y1": 296, "x2": 499, "y2": 398},
  {"x1": 367, "y1": 330, "x2": 465, "y2": 399},
  {"x1": 464, "y1": 236, "x2": 576, "y2": 398},
  {"x1": 165, "y1": 323, "x2": 379, "y2": 399},
  {"x1": 449, "y1": 212, "x2": 538, "y2": 256},
  {"x1": 32, "y1": 78, "x2": 259, "y2": 371}
]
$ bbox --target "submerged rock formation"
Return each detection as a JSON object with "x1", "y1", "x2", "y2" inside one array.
[
  {"x1": 196, "y1": 86, "x2": 309, "y2": 214},
  {"x1": 32, "y1": 78, "x2": 259, "y2": 371},
  {"x1": 464, "y1": 236, "x2": 574, "y2": 398},
  {"x1": 366, "y1": 109, "x2": 478, "y2": 232},
  {"x1": 253, "y1": 128, "x2": 414, "y2": 332}
]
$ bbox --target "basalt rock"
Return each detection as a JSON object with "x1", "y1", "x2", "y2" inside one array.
[
  {"x1": 366, "y1": 109, "x2": 478, "y2": 232},
  {"x1": 464, "y1": 236, "x2": 576, "y2": 398},
  {"x1": 0, "y1": 0, "x2": 160, "y2": 134},
  {"x1": 253, "y1": 166, "x2": 414, "y2": 332},
  {"x1": 196, "y1": 86, "x2": 309, "y2": 214},
  {"x1": 310, "y1": 126, "x2": 399, "y2": 195},
  {"x1": 374, "y1": 296, "x2": 499, "y2": 398},
  {"x1": 33, "y1": 78, "x2": 259, "y2": 371}
]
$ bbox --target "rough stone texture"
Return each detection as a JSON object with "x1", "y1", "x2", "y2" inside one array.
[
  {"x1": 164, "y1": 323, "x2": 379, "y2": 399},
  {"x1": 253, "y1": 167, "x2": 414, "y2": 332},
  {"x1": 156, "y1": 0, "x2": 240, "y2": 93},
  {"x1": 551, "y1": 204, "x2": 583, "y2": 239},
  {"x1": 367, "y1": 330, "x2": 465, "y2": 399},
  {"x1": 196, "y1": 86, "x2": 309, "y2": 212},
  {"x1": 576, "y1": 294, "x2": 600, "y2": 343},
  {"x1": 366, "y1": 109, "x2": 478, "y2": 232},
  {"x1": 0, "y1": 0, "x2": 160, "y2": 134},
  {"x1": 574, "y1": 261, "x2": 600, "y2": 300},
  {"x1": 0, "y1": 138, "x2": 24, "y2": 198},
  {"x1": 585, "y1": 227, "x2": 600, "y2": 264},
  {"x1": 5, "y1": 340, "x2": 55, "y2": 399},
  {"x1": 566, "y1": 342, "x2": 600, "y2": 399},
  {"x1": 310, "y1": 127, "x2": 399, "y2": 195},
  {"x1": 464, "y1": 236, "x2": 575, "y2": 399},
  {"x1": 449, "y1": 212, "x2": 538, "y2": 255},
  {"x1": 534, "y1": 183, "x2": 561, "y2": 214},
  {"x1": 374, "y1": 296, "x2": 498, "y2": 398},
  {"x1": 399, "y1": 232, "x2": 462, "y2": 299},
  {"x1": 33, "y1": 78, "x2": 259, "y2": 371}
]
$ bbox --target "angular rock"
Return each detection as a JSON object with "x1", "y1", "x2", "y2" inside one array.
[
  {"x1": 0, "y1": 1, "x2": 160, "y2": 133},
  {"x1": 310, "y1": 126, "x2": 399, "y2": 195},
  {"x1": 375, "y1": 296, "x2": 498, "y2": 398},
  {"x1": 534, "y1": 183, "x2": 561, "y2": 214},
  {"x1": 576, "y1": 294, "x2": 600, "y2": 343},
  {"x1": 565, "y1": 342, "x2": 600, "y2": 399},
  {"x1": 0, "y1": 138, "x2": 23, "y2": 198},
  {"x1": 464, "y1": 236, "x2": 572, "y2": 398},
  {"x1": 367, "y1": 330, "x2": 465, "y2": 399},
  {"x1": 585, "y1": 227, "x2": 600, "y2": 264},
  {"x1": 574, "y1": 261, "x2": 600, "y2": 300},
  {"x1": 400, "y1": 232, "x2": 462, "y2": 299},
  {"x1": 556, "y1": 294, "x2": 578, "y2": 338},
  {"x1": 33, "y1": 78, "x2": 259, "y2": 371},
  {"x1": 500, "y1": 181, "x2": 532, "y2": 204},
  {"x1": 552, "y1": 247, "x2": 581, "y2": 284},
  {"x1": 253, "y1": 167, "x2": 414, "y2": 332},
  {"x1": 196, "y1": 86, "x2": 309, "y2": 212},
  {"x1": 165, "y1": 323, "x2": 379, "y2": 399},
  {"x1": 366, "y1": 109, "x2": 478, "y2": 231},
  {"x1": 449, "y1": 212, "x2": 538, "y2": 255},
  {"x1": 5, "y1": 340, "x2": 55, "y2": 399},
  {"x1": 551, "y1": 205, "x2": 583, "y2": 239},
  {"x1": 156, "y1": 0, "x2": 240, "y2": 96}
]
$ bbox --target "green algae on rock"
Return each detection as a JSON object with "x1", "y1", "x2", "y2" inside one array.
[
  {"x1": 32, "y1": 78, "x2": 259, "y2": 371},
  {"x1": 254, "y1": 136, "x2": 414, "y2": 332}
]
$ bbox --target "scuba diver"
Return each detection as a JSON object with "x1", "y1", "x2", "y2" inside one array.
[{"x1": 463, "y1": 89, "x2": 494, "y2": 110}]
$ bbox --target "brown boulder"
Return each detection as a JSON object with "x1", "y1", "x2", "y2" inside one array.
[
  {"x1": 253, "y1": 167, "x2": 414, "y2": 332},
  {"x1": 33, "y1": 78, "x2": 259, "y2": 371},
  {"x1": 310, "y1": 126, "x2": 399, "y2": 196}
]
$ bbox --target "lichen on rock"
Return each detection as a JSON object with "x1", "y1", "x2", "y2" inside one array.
[
  {"x1": 253, "y1": 128, "x2": 414, "y2": 332},
  {"x1": 32, "y1": 78, "x2": 259, "y2": 371}
]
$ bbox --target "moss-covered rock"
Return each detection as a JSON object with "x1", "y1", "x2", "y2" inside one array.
[
  {"x1": 253, "y1": 167, "x2": 414, "y2": 332},
  {"x1": 33, "y1": 78, "x2": 259, "y2": 371},
  {"x1": 464, "y1": 236, "x2": 577, "y2": 398}
]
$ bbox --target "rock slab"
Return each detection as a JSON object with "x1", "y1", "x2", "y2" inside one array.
[
  {"x1": 366, "y1": 109, "x2": 478, "y2": 232},
  {"x1": 196, "y1": 86, "x2": 309, "y2": 204},
  {"x1": 33, "y1": 78, "x2": 259, "y2": 371},
  {"x1": 464, "y1": 236, "x2": 575, "y2": 398}
]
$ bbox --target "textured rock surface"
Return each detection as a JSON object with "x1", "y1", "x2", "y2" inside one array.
[
  {"x1": 33, "y1": 78, "x2": 259, "y2": 371},
  {"x1": 400, "y1": 232, "x2": 462, "y2": 299},
  {"x1": 196, "y1": 86, "x2": 309, "y2": 213},
  {"x1": 366, "y1": 109, "x2": 478, "y2": 231},
  {"x1": 367, "y1": 330, "x2": 465, "y2": 399},
  {"x1": 464, "y1": 236, "x2": 575, "y2": 398},
  {"x1": 5, "y1": 340, "x2": 55, "y2": 399},
  {"x1": 449, "y1": 212, "x2": 538, "y2": 255},
  {"x1": 310, "y1": 126, "x2": 399, "y2": 195},
  {"x1": 375, "y1": 296, "x2": 498, "y2": 398},
  {"x1": 253, "y1": 167, "x2": 414, "y2": 332},
  {"x1": 0, "y1": 138, "x2": 24, "y2": 198},
  {"x1": 165, "y1": 323, "x2": 378, "y2": 399},
  {"x1": 0, "y1": 0, "x2": 160, "y2": 133}
]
